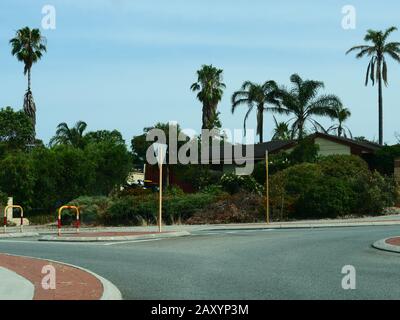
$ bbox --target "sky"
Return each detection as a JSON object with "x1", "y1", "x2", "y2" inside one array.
[{"x1": 1, "y1": 0, "x2": 400, "y2": 146}]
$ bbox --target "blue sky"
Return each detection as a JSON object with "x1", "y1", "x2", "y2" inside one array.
[{"x1": 1, "y1": 0, "x2": 400, "y2": 145}]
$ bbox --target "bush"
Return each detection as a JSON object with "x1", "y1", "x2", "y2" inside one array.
[
  {"x1": 186, "y1": 192, "x2": 265, "y2": 224},
  {"x1": 175, "y1": 165, "x2": 223, "y2": 191},
  {"x1": 252, "y1": 152, "x2": 291, "y2": 185},
  {"x1": 68, "y1": 196, "x2": 112, "y2": 225},
  {"x1": 270, "y1": 155, "x2": 397, "y2": 220},
  {"x1": 117, "y1": 187, "x2": 152, "y2": 198},
  {"x1": 84, "y1": 193, "x2": 216, "y2": 225},
  {"x1": 370, "y1": 144, "x2": 400, "y2": 175},
  {"x1": 288, "y1": 137, "x2": 319, "y2": 164},
  {"x1": 105, "y1": 196, "x2": 154, "y2": 226},
  {"x1": 318, "y1": 154, "x2": 369, "y2": 178},
  {"x1": 0, "y1": 152, "x2": 35, "y2": 208},
  {"x1": 0, "y1": 190, "x2": 7, "y2": 206},
  {"x1": 220, "y1": 173, "x2": 263, "y2": 195}
]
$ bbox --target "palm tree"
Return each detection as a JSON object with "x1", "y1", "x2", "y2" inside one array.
[
  {"x1": 346, "y1": 26, "x2": 400, "y2": 145},
  {"x1": 191, "y1": 65, "x2": 226, "y2": 130},
  {"x1": 49, "y1": 121, "x2": 88, "y2": 148},
  {"x1": 328, "y1": 105, "x2": 352, "y2": 138},
  {"x1": 278, "y1": 74, "x2": 342, "y2": 140},
  {"x1": 231, "y1": 81, "x2": 281, "y2": 143},
  {"x1": 271, "y1": 116, "x2": 291, "y2": 141},
  {"x1": 10, "y1": 27, "x2": 47, "y2": 138}
]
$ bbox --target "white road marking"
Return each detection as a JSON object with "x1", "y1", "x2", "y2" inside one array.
[
  {"x1": 102, "y1": 239, "x2": 162, "y2": 246},
  {"x1": 0, "y1": 239, "x2": 101, "y2": 246}
]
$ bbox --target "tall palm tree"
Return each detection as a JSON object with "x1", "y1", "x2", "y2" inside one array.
[
  {"x1": 231, "y1": 81, "x2": 281, "y2": 143},
  {"x1": 328, "y1": 105, "x2": 352, "y2": 138},
  {"x1": 278, "y1": 74, "x2": 342, "y2": 140},
  {"x1": 49, "y1": 121, "x2": 88, "y2": 148},
  {"x1": 191, "y1": 65, "x2": 226, "y2": 130},
  {"x1": 271, "y1": 116, "x2": 291, "y2": 141},
  {"x1": 10, "y1": 27, "x2": 47, "y2": 138},
  {"x1": 346, "y1": 26, "x2": 400, "y2": 145}
]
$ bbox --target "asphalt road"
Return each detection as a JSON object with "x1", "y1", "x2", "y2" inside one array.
[{"x1": 1, "y1": 226, "x2": 400, "y2": 299}]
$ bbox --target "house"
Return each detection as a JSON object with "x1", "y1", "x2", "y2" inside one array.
[
  {"x1": 143, "y1": 133, "x2": 382, "y2": 191},
  {"x1": 211, "y1": 132, "x2": 381, "y2": 173}
]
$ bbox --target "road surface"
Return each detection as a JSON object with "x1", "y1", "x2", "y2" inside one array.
[{"x1": 1, "y1": 226, "x2": 400, "y2": 299}]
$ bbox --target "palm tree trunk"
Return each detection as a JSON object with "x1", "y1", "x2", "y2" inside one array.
[
  {"x1": 28, "y1": 68, "x2": 31, "y2": 91},
  {"x1": 257, "y1": 106, "x2": 264, "y2": 143},
  {"x1": 298, "y1": 120, "x2": 304, "y2": 140},
  {"x1": 378, "y1": 71, "x2": 383, "y2": 145},
  {"x1": 202, "y1": 104, "x2": 208, "y2": 130}
]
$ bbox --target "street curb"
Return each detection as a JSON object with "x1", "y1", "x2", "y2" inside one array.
[
  {"x1": 38, "y1": 230, "x2": 191, "y2": 242},
  {"x1": 203, "y1": 221, "x2": 400, "y2": 232},
  {"x1": 0, "y1": 232, "x2": 39, "y2": 239},
  {"x1": 372, "y1": 238, "x2": 400, "y2": 253},
  {"x1": 1, "y1": 253, "x2": 122, "y2": 300}
]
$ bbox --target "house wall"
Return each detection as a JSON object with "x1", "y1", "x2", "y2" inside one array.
[{"x1": 314, "y1": 137, "x2": 351, "y2": 156}]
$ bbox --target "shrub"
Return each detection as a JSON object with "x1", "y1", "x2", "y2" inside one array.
[
  {"x1": 220, "y1": 173, "x2": 263, "y2": 195},
  {"x1": 186, "y1": 192, "x2": 264, "y2": 224},
  {"x1": 105, "y1": 196, "x2": 155, "y2": 226},
  {"x1": 104, "y1": 192, "x2": 217, "y2": 226},
  {"x1": 370, "y1": 144, "x2": 400, "y2": 175},
  {"x1": 0, "y1": 152, "x2": 35, "y2": 208},
  {"x1": 117, "y1": 187, "x2": 152, "y2": 198},
  {"x1": 252, "y1": 152, "x2": 291, "y2": 185},
  {"x1": 318, "y1": 155, "x2": 369, "y2": 178},
  {"x1": 269, "y1": 155, "x2": 397, "y2": 220},
  {"x1": 175, "y1": 165, "x2": 223, "y2": 191},
  {"x1": 288, "y1": 137, "x2": 320, "y2": 164},
  {"x1": 68, "y1": 196, "x2": 112, "y2": 225},
  {"x1": 0, "y1": 191, "x2": 7, "y2": 206}
]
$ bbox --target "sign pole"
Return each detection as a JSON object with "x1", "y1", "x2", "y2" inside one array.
[
  {"x1": 265, "y1": 150, "x2": 270, "y2": 224},
  {"x1": 158, "y1": 148, "x2": 163, "y2": 233}
]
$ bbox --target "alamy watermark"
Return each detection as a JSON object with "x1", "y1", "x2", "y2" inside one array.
[
  {"x1": 41, "y1": 264, "x2": 56, "y2": 290},
  {"x1": 145, "y1": 126, "x2": 255, "y2": 175},
  {"x1": 341, "y1": 265, "x2": 356, "y2": 290},
  {"x1": 341, "y1": 5, "x2": 356, "y2": 30},
  {"x1": 41, "y1": 5, "x2": 56, "y2": 30}
]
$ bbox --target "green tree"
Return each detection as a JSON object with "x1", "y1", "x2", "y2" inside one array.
[
  {"x1": 30, "y1": 147, "x2": 61, "y2": 213},
  {"x1": 232, "y1": 81, "x2": 281, "y2": 143},
  {"x1": 271, "y1": 116, "x2": 291, "y2": 141},
  {"x1": 51, "y1": 145, "x2": 96, "y2": 203},
  {"x1": 131, "y1": 122, "x2": 189, "y2": 186},
  {"x1": 328, "y1": 105, "x2": 352, "y2": 138},
  {"x1": 84, "y1": 130, "x2": 125, "y2": 145},
  {"x1": 288, "y1": 137, "x2": 320, "y2": 164},
  {"x1": 0, "y1": 106, "x2": 34, "y2": 152},
  {"x1": 0, "y1": 152, "x2": 35, "y2": 208},
  {"x1": 191, "y1": 65, "x2": 226, "y2": 130},
  {"x1": 278, "y1": 74, "x2": 342, "y2": 140},
  {"x1": 85, "y1": 136, "x2": 132, "y2": 195},
  {"x1": 10, "y1": 27, "x2": 47, "y2": 137},
  {"x1": 346, "y1": 26, "x2": 400, "y2": 145},
  {"x1": 50, "y1": 121, "x2": 88, "y2": 148}
]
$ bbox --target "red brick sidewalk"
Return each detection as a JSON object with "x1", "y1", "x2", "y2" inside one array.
[
  {"x1": 0, "y1": 254, "x2": 103, "y2": 300},
  {"x1": 58, "y1": 231, "x2": 172, "y2": 238},
  {"x1": 385, "y1": 237, "x2": 400, "y2": 246}
]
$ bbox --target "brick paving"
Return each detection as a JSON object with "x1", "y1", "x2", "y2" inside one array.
[{"x1": 0, "y1": 254, "x2": 103, "y2": 300}]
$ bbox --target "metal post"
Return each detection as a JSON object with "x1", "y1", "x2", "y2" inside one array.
[
  {"x1": 266, "y1": 150, "x2": 270, "y2": 224},
  {"x1": 158, "y1": 148, "x2": 163, "y2": 233},
  {"x1": 3, "y1": 208, "x2": 6, "y2": 234},
  {"x1": 20, "y1": 207, "x2": 23, "y2": 233}
]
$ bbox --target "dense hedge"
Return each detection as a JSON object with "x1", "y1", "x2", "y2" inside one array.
[
  {"x1": 270, "y1": 155, "x2": 398, "y2": 220},
  {"x1": 0, "y1": 142, "x2": 131, "y2": 217},
  {"x1": 67, "y1": 192, "x2": 219, "y2": 226}
]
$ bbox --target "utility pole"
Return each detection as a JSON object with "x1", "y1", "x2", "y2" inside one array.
[{"x1": 265, "y1": 150, "x2": 270, "y2": 224}]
